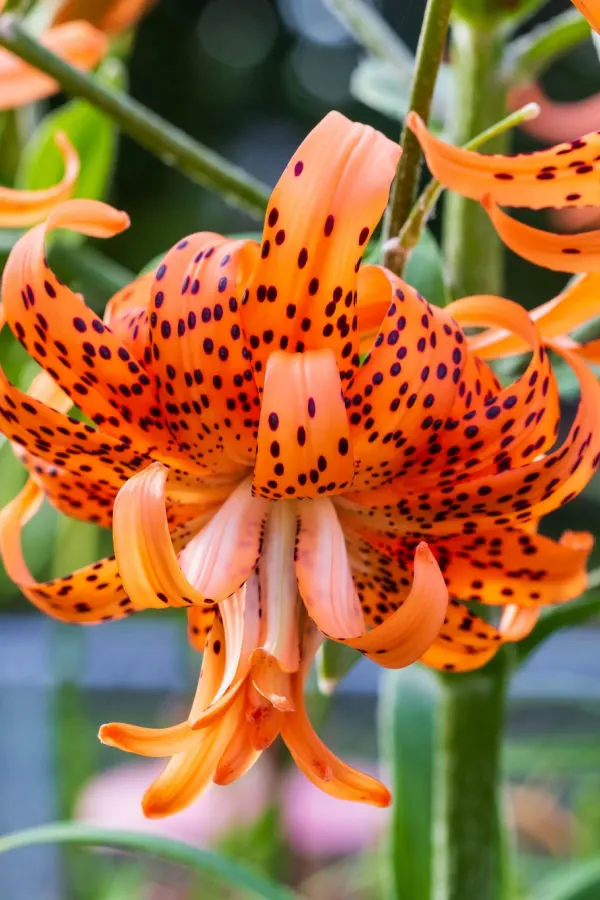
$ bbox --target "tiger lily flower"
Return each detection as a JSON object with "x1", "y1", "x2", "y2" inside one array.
[
  {"x1": 0, "y1": 0, "x2": 107, "y2": 111},
  {"x1": 0, "y1": 133, "x2": 79, "y2": 227},
  {"x1": 0, "y1": 113, "x2": 597, "y2": 817}
]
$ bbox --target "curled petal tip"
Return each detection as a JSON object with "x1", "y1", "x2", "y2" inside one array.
[
  {"x1": 560, "y1": 530, "x2": 594, "y2": 553},
  {"x1": 98, "y1": 723, "x2": 115, "y2": 746},
  {"x1": 405, "y1": 110, "x2": 422, "y2": 133},
  {"x1": 481, "y1": 193, "x2": 493, "y2": 211}
]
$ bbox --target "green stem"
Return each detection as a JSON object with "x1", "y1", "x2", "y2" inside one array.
[
  {"x1": 397, "y1": 102, "x2": 539, "y2": 256},
  {"x1": 0, "y1": 16, "x2": 270, "y2": 219},
  {"x1": 433, "y1": 656, "x2": 509, "y2": 900},
  {"x1": 382, "y1": 0, "x2": 452, "y2": 273},
  {"x1": 442, "y1": 20, "x2": 507, "y2": 299}
]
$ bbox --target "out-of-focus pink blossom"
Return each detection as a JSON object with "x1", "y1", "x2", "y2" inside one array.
[
  {"x1": 76, "y1": 759, "x2": 272, "y2": 846},
  {"x1": 281, "y1": 763, "x2": 389, "y2": 857},
  {"x1": 509, "y1": 83, "x2": 600, "y2": 143}
]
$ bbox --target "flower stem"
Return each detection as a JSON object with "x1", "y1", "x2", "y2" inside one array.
[
  {"x1": 382, "y1": 0, "x2": 452, "y2": 273},
  {"x1": 0, "y1": 15, "x2": 271, "y2": 219},
  {"x1": 433, "y1": 655, "x2": 510, "y2": 900},
  {"x1": 442, "y1": 20, "x2": 507, "y2": 299}
]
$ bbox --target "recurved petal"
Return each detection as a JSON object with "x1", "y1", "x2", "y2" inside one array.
[
  {"x1": 103, "y1": 273, "x2": 152, "y2": 366},
  {"x1": 281, "y1": 671, "x2": 391, "y2": 807},
  {"x1": 0, "y1": 134, "x2": 79, "y2": 227},
  {"x1": 142, "y1": 694, "x2": 244, "y2": 818},
  {"x1": 178, "y1": 477, "x2": 268, "y2": 601},
  {"x1": 469, "y1": 274, "x2": 600, "y2": 359},
  {"x1": 213, "y1": 716, "x2": 262, "y2": 786},
  {"x1": 341, "y1": 542, "x2": 448, "y2": 668},
  {"x1": 253, "y1": 348, "x2": 354, "y2": 499},
  {"x1": 408, "y1": 111, "x2": 600, "y2": 210},
  {"x1": 241, "y1": 112, "x2": 400, "y2": 386},
  {"x1": 99, "y1": 721, "x2": 193, "y2": 757},
  {"x1": 113, "y1": 462, "x2": 220, "y2": 610},
  {"x1": 295, "y1": 496, "x2": 365, "y2": 639},
  {"x1": 570, "y1": 0, "x2": 600, "y2": 33},
  {"x1": 0, "y1": 479, "x2": 140, "y2": 623},
  {"x1": 187, "y1": 605, "x2": 217, "y2": 653},
  {"x1": 483, "y1": 198, "x2": 600, "y2": 272},
  {"x1": 0, "y1": 22, "x2": 107, "y2": 111}
]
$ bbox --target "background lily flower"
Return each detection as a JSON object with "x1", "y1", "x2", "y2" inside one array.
[
  {"x1": 0, "y1": 0, "x2": 107, "y2": 111},
  {"x1": 0, "y1": 112, "x2": 596, "y2": 817},
  {"x1": 0, "y1": 132, "x2": 79, "y2": 226}
]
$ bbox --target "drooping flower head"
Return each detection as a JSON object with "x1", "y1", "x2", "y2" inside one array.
[{"x1": 0, "y1": 113, "x2": 597, "y2": 816}]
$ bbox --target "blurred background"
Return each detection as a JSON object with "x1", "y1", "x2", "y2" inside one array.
[{"x1": 2, "y1": 0, "x2": 600, "y2": 897}]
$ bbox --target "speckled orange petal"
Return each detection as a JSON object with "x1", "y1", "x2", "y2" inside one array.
[
  {"x1": 570, "y1": 0, "x2": 600, "y2": 33},
  {"x1": 469, "y1": 274, "x2": 600, "y2": 359},
  {"x1": 242, "y1": 112, "x2": 400, "y2": 387},
  {"x1": 420, "y1": 640, "x2": 498, "y2": 672},
  {"x1": 148, "y1": 233, "x2": 260, "y2": 472},
  {"x1": 346, "y1": 341, "x2": 600, "y2": 535},
  {"x1": 408, "y1": 111, "x2": 600, "y2": 210},
  {"x1": 103, "y1": 273, "x2": 153, "y2": 366},
  {"x1": 253, "y1": 348, "x2": 353, "y2": 500},
  {"x1": 440, "y1": 527, "x2": 593, "y2": 607},
  {"x1": 0, "y1": 134, "x2": 79, "y2": 226},
  {"x1": 178, "y1": 478, "x2": 268, "y2": 601},
  {"x1": 1, "y1": 200, "x2": 169, "y2": 452},
  {"x1": 246, "y1": 683, "x2": 283, "y2": 751},
  {"x1": 341, "y1": 542, "x2": 447, "y2": 668},
  {"x1": 574, "y1": 337, "x2": 600, "y2": 363},
  {"x1": 99, "y1": 721, "x2": 193, "y2": 757},
  {"x1": 214, "y1": 715, "x2": 262, "y2": 785},
  {"x1": 482, "y1": 197, "x2": 600, "y2": 272},
  {"x1": 281, "y1": 673, "x2": 391, "y2": 807},
  {"x1": 53, "y1": 0, "x2": 155, "y2": 33},
  {"x1": 142, "y1": 694, "x2": 244, "y2": 818},
  {"x1": 295, "y1": 497, "x2": 364, "y2": 639},
  {"x1": 251, "y1": 652, "x2": 295, "y2": 712},
  {"x1": 344, "y1": 266, "x2": 466, "y2": 490},
  {"x1": 113, "y1": 461, "x2": 217, "y2": 610},
  {"x1": 0, "y1": 479, "x2": 143, "y2": 622},
  {"x1": 187, "y1": 605, "x2": 216, "y2": 653},
  {"x1": 0, "y1": 22, "x2": 107, "y2": 111}
]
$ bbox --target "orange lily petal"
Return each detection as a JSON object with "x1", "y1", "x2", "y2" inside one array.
[
  {"x1": 295, "y1": 497, "x2": 365, "y2": 639},
  {"x1": 440, "y1": 527, "x2": 593, "y2": 608},
  {"x1": 281, "y1": 629, "x2": 391, "y2": 807},
  {"x1": 253, "y1": 348, "x2": 353, "y2": 499},
  {"x1": 178, "y1": 477, "x2": 268, "y2": 601},
  {"x1": 214, "y1": 715, "x2": 262, "y2": 786},
  {"x1": 341, "y1": 541, "x2": 448, "y2": 668},
  {"x1": 113, "y1": 461, "x2": 219, "y2": 610},
  {"x1": 0, "y1": 22, "x2": 107, "y2": 111},
  {"x1": 570, "y1": 0, "x2": 600, "y2": 33},
  {"x1": 0, "y1": 134, "x2": 79, "y2": 227},
  {"x1": 187, "y1": 605, "x2": 216, "y2": 653},
  {"x1": 103, "y1": 273, "x2": 152, "y2": 366},
  {"x1": 469, "y1": 273, "x2": 600, "y2": 359},
  {"x1": 408, "y1": 111, "x2": 600, "y2": 210},
  {"x1": 0, "y1": 479, "x2": 142, "y2": 622},
  {"x1": 99, "y1": 721, "x2": 193, "y2": 757},
  {"x1": 245, "y1": 683, "x2": 283, "y2": 751},
  {"x1": 147, "y1": 234, "x2": 260, "y2": 472},
  {"x1": 241, "y1": 111, "x2": 400, "y2": 386},
  {"x1": 53, "y1": 0, "x2": 155, "y2": 34},
  {"x1": 483, "y1": 197, "x2": 600, "y2": 272},
  {"x1": 344, "y1": 265, "x2": 466, "y2": 489},
  {"x1": 142, "y1": 694, "x2": 243, "y2": 818},
  {"x1": 251, "y1": 652, "x2": 295, "y2": 712}
]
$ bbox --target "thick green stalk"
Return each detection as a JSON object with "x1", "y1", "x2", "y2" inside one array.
[
  {"x1": 0, "y1": 16, "x2": 270, "y2": 219},
  {"x1": 433, "y1": 656, "x2": 509, "y2": 900},
  {"x1": 442, "y1": 21, "x2": 508, "y2": 299},
  {"x1": 382, "y1": 0, "x2": 452, "y2": 274}
]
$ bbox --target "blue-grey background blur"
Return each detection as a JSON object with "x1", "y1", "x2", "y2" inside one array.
[{"x1": 2, "y1": 0, "x2": 600, "y2": 897}]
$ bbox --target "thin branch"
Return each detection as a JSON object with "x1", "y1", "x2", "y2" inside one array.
[{"x1": 0, "y1": 15, "x2": 271, "y2": 219}]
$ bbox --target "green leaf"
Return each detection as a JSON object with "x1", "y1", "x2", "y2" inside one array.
[
  {"x1": 316, "y1": 640, "x2": 361, "y2": 693},
  {"x1": 16, "y1": 57, "x2": 126, "y2": 213},
  {"x1": 0, "y1": 824, "x2": 299, "y2": 900},
  {"x1": 350, "y1": 56, "x2": 451, "y2": 126},
  {"x1": 530, "y1": 858, "x2": 600, "y2": 900},
  {"x1": 405, "y1": 228, "x2": 450, "y2": 307},
  {"x1": 378, "y1": 665, "x2": 441, "y2": 900}
]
